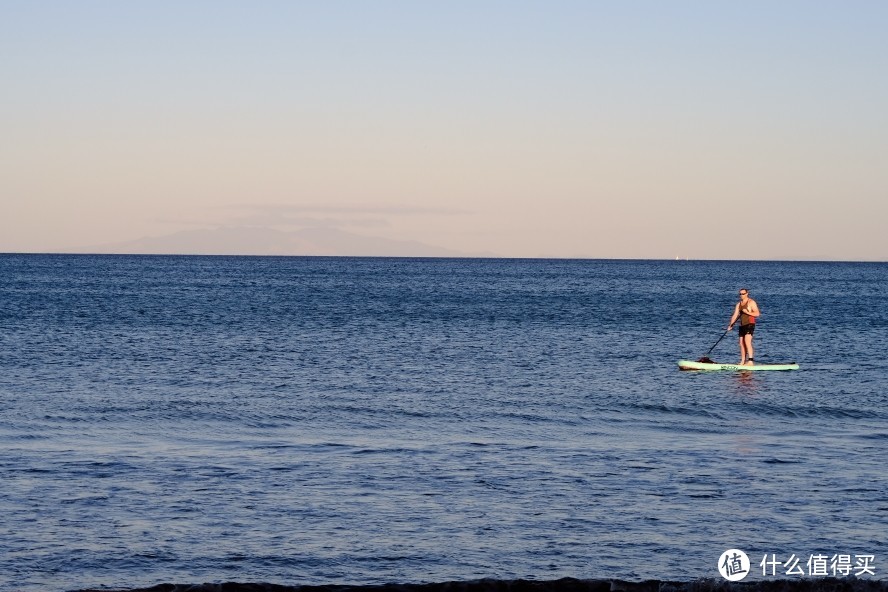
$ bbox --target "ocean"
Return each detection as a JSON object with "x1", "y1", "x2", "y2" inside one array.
[{"x1": 1, "y1": 255, "x2": 886, "y2": 591}]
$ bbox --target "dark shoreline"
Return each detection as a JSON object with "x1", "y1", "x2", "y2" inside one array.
[{"x1": 73, "y1": 577, "x2": 887, "y2": 592}]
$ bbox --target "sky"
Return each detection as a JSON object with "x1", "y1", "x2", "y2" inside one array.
[{"x1": 2, "y1": 1, "x2": 887, "y2": 260}]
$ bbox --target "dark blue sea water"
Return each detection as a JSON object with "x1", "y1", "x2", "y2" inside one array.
[{"x1": 1, "y1": 255, "x2": 886, "y2": 591}]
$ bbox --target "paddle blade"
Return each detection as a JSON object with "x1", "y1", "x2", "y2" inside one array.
[{"x1": 696, "y1": 356, "x2": 715, "y2": 364}]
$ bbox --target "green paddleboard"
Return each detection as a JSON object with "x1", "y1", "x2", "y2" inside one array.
[{"x1": 678, "y1": 360, "x2": 799, "y2": 371}]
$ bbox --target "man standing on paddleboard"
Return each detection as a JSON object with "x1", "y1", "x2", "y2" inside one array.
[{"x1": 727, "y1": 288, "x2": 760, "y2": 366}]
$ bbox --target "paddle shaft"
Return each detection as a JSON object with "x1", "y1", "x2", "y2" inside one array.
[{"x1": 705, "y1": 326, "x2": 732, "y2": 356}]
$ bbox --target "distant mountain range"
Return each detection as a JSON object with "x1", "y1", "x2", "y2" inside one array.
[{"x1": 67, "y1": 226, "x2": 481, "y2": 257}]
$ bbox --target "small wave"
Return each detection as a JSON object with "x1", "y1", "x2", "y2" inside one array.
[
  {"x1": 624, "y1": 402, "x2": 727, "y2": 421},
  {"x1": 60, "y1": 495, "x2": 111, "y2": 505},
  {"x1": 739, "y1": 402, "x2": 882, "y2": 420},
  {"x1": 351, "y1": 447, "x2": 420, "y2": 456},
  {"x1": 858, "y1": 432, "x2": 888, "y2": 440}
]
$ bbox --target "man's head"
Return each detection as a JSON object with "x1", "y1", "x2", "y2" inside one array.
[{"x1": 739, "y1": 289, "x2": 749, "y2": 301}]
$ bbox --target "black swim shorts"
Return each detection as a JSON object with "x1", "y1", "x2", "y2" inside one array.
[{"x1": 739, "y1": 324, "x2": 755, "y2": 337}]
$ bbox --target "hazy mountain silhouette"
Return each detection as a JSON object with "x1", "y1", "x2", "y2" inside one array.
[{"x1": 69, "y1": 226, "x2": 477, "y2": 257}]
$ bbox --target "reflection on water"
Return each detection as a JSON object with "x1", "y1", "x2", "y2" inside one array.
[{"x1": 732, "y1": 370, "x2": 762, "y2": 395}]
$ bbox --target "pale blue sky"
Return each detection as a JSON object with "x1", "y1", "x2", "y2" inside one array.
[{"x1": 2, "y1": 1, "x2": 886, "y2": 259}]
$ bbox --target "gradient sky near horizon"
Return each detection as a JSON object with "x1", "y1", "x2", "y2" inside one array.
[{"x1": 2, "y1": 1, "x2": 887, "y2": 260}]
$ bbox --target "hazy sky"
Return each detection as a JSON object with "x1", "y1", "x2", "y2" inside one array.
[{"x1": 2, "y1": 1, "x2": 887, "y2": 259}]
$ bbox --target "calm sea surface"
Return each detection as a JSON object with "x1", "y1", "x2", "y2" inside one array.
[{"x1": 1, "y1": 255, "x2": 886, "y2": 591}]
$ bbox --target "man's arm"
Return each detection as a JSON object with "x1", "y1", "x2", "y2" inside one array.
[{"x1": 728, "y1": 302, "x2": 741, "y2": 329}]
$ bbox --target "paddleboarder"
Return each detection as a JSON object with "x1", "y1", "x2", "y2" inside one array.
[{"x1": 728, "y1": 288, "x2": 760, "y2": 366}]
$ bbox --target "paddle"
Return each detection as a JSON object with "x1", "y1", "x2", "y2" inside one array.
[{"x1": 696, "y1": 325, "x2": 733, "y2": 363}]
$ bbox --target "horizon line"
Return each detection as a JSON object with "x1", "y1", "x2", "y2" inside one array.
[{"x1": 1, "y1": 251, "x2": 886, "y2": 264}]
